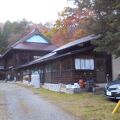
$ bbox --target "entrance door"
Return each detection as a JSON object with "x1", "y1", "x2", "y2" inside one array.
[{"x1": 96, "y1": 58, "x2": 106, "y2": 83}]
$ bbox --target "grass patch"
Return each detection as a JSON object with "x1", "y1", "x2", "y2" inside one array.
[{"x1": 17, "y1": 83, "x2": 120, "y2": 120}]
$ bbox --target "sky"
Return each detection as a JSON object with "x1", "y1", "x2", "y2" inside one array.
[{"x1": 0, "y1": 0, "x2": 69, "y2": 24}]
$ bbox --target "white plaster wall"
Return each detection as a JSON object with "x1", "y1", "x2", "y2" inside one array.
[
  {"x1": 112, "y1": 56, "x2": 120, "y2": 79},
  {"x1": 43, "y1": 83, "x2": 61, "y2": 92}
]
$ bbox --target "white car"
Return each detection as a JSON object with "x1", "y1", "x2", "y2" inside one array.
[{"x1": 105, "y1": 79, "x2": 120, "y2": 99}]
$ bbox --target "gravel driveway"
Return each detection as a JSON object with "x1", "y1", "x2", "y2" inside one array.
[{"x1": 0, "y1": 82, "x2": 79, "y2": 120}]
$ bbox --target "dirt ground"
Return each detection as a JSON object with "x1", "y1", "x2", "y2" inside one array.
[{"x1": 0, "y1": 82, "x2": 79, "y2": 120}]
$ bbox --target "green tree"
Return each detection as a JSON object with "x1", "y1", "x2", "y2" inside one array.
[
  {"x1": 0, "y1": 19, "x2": 32, "y2": 53},
  {"x1": 0, "y1": 27, "x2": 8, "y2": 53},
  {"x1": 70, "y1": 0, "x2": 120, "y2": 57}
]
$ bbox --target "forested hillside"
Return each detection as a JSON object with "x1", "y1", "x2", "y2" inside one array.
[
  {"x1": 0, "y1": 19, "x2": 48, "y2": 53},
  {"x1": 0, "y1": 0, "x2": 119, "y2": 57}
]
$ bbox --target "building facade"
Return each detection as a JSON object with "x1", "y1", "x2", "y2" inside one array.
[
  {"x1": 0, "y1": 33, "x2": 113, "y2": 85},
  {"x1": 14, "y1": 34, "x2": 112, "y2": 84},
  {"x1": 0, "y1": 28, "x2": 57, "y2": 80}
]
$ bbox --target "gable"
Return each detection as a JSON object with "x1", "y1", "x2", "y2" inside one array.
[{"x1": 26, "y1": 35, "x2": 48, "y2": 43}]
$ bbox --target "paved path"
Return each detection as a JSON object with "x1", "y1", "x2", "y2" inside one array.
[{"x1": 0, "y1": 82, "x2": 79, "y2": 120}]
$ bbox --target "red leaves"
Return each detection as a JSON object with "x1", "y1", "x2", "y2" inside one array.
[{"x1": 45, "y1": 8, "x2": 92, "y2": 46}]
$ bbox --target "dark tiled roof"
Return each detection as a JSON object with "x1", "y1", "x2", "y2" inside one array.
[
  {"x1": 2, "y1": 28, "x2": 58, "y2": 57},
  {"x1": 11, "y1": 28, "x2": 57, "y2": 50},
  {"x1": 53, "y1": 34, "x2": 101, "y2": 52},
  {"x1": 13, "y1": 42, "x2": 57, "y2": 51}
]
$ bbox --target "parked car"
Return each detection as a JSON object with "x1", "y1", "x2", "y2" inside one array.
[{"x1": 105, "y1": 75, "x2": 120, "y2": 99}]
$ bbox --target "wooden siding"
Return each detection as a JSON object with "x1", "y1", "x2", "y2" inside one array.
[
  {"x1": 44, "y1": 56, "x2": 73, "y2": 84},
  {"x1": 43, "y1": 51, "x2": 111, "y2": 84},
  {"x1": 13, "y1": 50, "x2": 49, "y2": 67},
  {"x1": 16, "y1": 50, "x2": 112, "y2": 84},
  {"x1": 6, "y1": 45, "x2": 112, "y2": 84}
]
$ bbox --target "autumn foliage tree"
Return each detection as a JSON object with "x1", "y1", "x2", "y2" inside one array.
[
  {"x1": 71, "y1": 0, "x2": 120, "y2": 57},
  {"x1": 46, "y1": 6, "x2": 92, "y2": 46}
]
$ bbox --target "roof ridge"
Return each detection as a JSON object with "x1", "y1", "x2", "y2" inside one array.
[
  {"x1": 11, "y1": 28, "x2": 40, "y2": 48},
  {"x1": 53, "y1": 34, "x2": 101, "y2": 52},
  {"x1": 11, "y1": 28, "x2": 52, "y2": 48}
]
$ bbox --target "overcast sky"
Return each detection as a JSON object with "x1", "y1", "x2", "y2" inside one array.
[{"x1": 0, "y1": 0, "x2": 68, "y2": 24}]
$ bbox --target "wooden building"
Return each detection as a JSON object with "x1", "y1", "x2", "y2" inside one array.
[
  {"x1": 16, "y1": 34, "x2": 112, "y2": 84},
  {"x1": 0, "y1": 55, "x2": 5, "y2": 80},
  {"x1": 0, "y1": 28, "x2": 57, "y2": 80}
]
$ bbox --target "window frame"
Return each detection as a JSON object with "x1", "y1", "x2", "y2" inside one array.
[{"x1": 74, "y1": 58, "x2": 95, "y2": 70}]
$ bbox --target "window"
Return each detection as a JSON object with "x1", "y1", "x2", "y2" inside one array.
[{"x1": 75, "y1": 58, "x2": 94, "y2": 70}]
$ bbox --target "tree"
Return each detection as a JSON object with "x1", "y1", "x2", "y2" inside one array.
[
  {"x1": 70, "y1": 0, "x2": 120, "y2": 57},
  {"x1": 0, "y1": 28, "x2": 8, "y2": 53},
  {"x1": 0, "y1": 19, "x2": 32, "y2": 53},
  {"x1": 0, "y1": 21, "x2": 11, "y2": 53},
  {"x1": 0, "y1": 19, "x2": 51, "y2": 53},
  {"x1": 46, "y1": 7, "x2": 90, "y2": 46},
  {"x1": 6, "y1": 19, "x2": 32, "y2": 47}
]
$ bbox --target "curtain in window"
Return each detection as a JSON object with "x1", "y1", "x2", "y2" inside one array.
[{"x1": 75, "y1": 58, "x2": 94, "y2": 70}]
